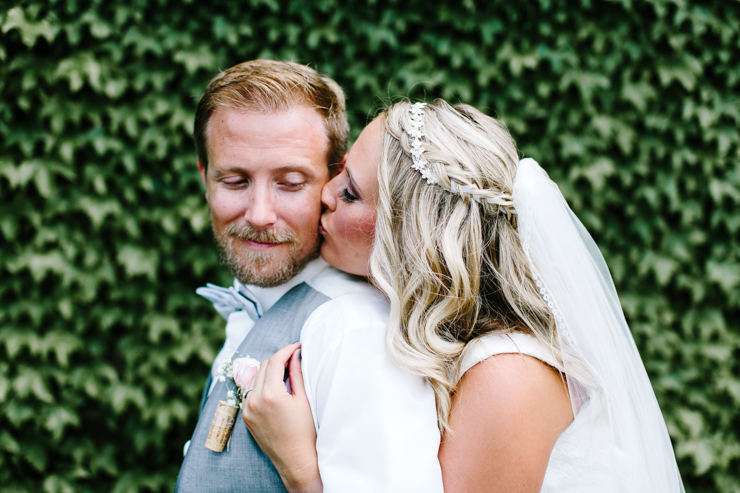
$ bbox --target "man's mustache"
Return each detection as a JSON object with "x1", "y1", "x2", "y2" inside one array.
[{"x1": 222, "y1": 223, "x2": 297, "y2": 244}]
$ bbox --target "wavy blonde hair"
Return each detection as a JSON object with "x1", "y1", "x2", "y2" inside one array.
[{"x1": 371, "y1": 100, "x2": 559, "y2": 431}]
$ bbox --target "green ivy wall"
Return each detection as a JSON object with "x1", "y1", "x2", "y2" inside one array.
[{"x1": 1, "y1": 0, "x2": 738, "y2": 491}]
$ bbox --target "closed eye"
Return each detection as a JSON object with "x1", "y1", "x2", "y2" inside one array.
[{"x1": 340, "y1": 188, "x2": 357, "y2": 203}]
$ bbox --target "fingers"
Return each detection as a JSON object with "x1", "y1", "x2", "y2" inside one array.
[
  {"x1": 250, "y1": 357, "x2": 268, "y2": 397},
  {"x1": 264, "y1": 343, "x2": 300, "y2": 388},
  {"x1": 245, "y1": 343, "x2": 301, "y2": 413},
  {"x1": 242, "y1": 387, "x2": 255, "y2": 409},
  {"x1": 250, "y1": 342, "x2": 296, "y2": 395},
  {"x1": 243, "y1": 362, "x2": 267, "y2": 425},
  {"x1": 288, "y1": 348, "x2": 306, "y2": 397},
  {"x1": 272, "y1": 342, "x2": 301, "y2": 367}
]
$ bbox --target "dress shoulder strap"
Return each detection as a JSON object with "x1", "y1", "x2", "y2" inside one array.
[{"x1": 458, "y1": 332, "x2": 562, "y2": 382}]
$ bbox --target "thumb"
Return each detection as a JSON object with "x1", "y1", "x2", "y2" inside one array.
[{"x1": 288, "y1": 347, "x2": 306, "y2": 398}]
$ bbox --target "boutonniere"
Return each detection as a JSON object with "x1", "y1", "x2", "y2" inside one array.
[{"x1": 205, "y1": 356, "x2": 260, "y2": 453}]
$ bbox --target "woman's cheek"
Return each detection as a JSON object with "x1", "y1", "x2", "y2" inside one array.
[
  {"x1": 358, "y1": 217, "x2": 375, "y2": 243},
  {"x1": 352, "y1": 212, "x2": 376, "y2": 251}
]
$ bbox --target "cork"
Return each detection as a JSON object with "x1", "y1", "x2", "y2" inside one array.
[{"x1": 205, "y1": 400, "x2": 240, "y2": 452}]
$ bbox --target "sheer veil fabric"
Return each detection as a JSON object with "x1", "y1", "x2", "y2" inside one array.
[{"x1": 513, "y1": 159, "x2": 684, "y2": 491}]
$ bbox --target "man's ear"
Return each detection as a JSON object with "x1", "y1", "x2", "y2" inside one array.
[
  {"x1": 330, "y1": 153, "x2": 347, "y2": 178},
  {"x1": 197, "y1": 159, "x2": 209, "y2": 201}
]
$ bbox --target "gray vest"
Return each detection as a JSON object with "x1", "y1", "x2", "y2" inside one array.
[{"x1": 176, "y1": 283, "x2": 330, "y2": 493}]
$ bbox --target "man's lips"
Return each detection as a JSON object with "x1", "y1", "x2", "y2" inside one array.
[{"x1": 239, "y1": 238, "x2": 282, "y2": 249}]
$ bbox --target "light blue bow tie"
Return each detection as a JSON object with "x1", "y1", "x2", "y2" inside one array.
[{"x1": 195, "y1": 283, "x2": 263, "y2": 321}]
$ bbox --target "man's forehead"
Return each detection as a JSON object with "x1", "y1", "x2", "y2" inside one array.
[
  {"x1": 209, "y1": 104, "x2": 324, "y2": 130},
  {"x1": 205, "y1": 107, "x2": 329, "y2": 175},
  {"x1": 207, "y1": 106, "x2": 327, "y2": 150}
]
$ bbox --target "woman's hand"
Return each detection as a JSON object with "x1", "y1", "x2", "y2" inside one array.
[{"x1": 242, "y1": 343, "x2": 323, "y2": 493}]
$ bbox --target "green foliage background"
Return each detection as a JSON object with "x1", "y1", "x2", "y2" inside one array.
[{"x1": 1, "y1": 0, "x2": 738, "y2": 491}]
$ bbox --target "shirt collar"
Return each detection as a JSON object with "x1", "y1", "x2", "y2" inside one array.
[{"x1": 233, "y1": 257, "x2": 330, "y2": 313}]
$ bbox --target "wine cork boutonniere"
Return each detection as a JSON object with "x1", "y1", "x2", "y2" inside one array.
[{"x1": 205, "y1": 356, "x2": 260, "y2": 453}]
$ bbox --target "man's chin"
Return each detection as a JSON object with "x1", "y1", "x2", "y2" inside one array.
[
  {"x1": 239, "y1": 264, "x2": 292, "y2": 288},
  {"x1": 219, "y1": 244, "x2": 320, "y2": 288}
]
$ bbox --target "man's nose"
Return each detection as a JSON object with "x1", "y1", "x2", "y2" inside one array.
[
  {"x1": 321, "y1": 176, "x2": 338, "y2": 211},
  {"x1": 244, "y1": 186, "x2": 278, "y2": 229}
]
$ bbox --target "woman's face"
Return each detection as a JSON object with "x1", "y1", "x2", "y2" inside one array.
[{"x1": 319, "y1": 118, "x2": 383, "y2": 277}]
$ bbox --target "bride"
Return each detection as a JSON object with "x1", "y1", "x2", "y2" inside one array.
[{"x1": 241, "y1": 100, "x2": 685, "y2": 492}]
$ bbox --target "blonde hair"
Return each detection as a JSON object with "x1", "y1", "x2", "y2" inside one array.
[
  {"x1": 371, "y1": 100, "x2": 559, "y2": 431},
  {"x1": 194, "y1": 59, "x2": 348, "y2": 172}
]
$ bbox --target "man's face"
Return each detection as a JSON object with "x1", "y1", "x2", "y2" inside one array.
[{"x1": 199, "y1": 106, "x2": 330, "y2": 287}]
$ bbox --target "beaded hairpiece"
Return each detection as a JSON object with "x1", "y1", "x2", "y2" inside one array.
[
  {"x1": 408, "y1": 102, "x2": 437, "y2": 184},
  {"x1": 406, "y1": 102, "x2": 515, "y2": 217}
]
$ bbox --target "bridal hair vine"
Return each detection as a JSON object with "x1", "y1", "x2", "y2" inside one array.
[
  {"x1": 406, "y1": 102, "x2": 516, "y2": 218},
  {"x1": 408, "y1": 102, "x2": 437, "y2": 184}
]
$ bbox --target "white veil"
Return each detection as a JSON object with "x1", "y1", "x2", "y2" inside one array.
[{"x1": 513, "y1": 158, "x2": 684, "y2": 491}]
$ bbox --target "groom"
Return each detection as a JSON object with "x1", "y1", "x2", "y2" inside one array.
[{"x1": 175, "y1": 60, "x2": 442, "y2": 492}]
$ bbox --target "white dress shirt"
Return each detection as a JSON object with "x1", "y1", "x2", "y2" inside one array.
[
  {"x1": 208, "y1": 258, "x2": 443, "y2": 493},
  {"x1": 208, "y1": 259, "x2": 328, "y2": 393}
]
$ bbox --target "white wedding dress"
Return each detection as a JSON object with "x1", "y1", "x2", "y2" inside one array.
[
  {"x1": 460, "y1": 332, "x2": 628, "y2": 492},
  {"x1": 494, "y1": 159, "x2": 684, "y2": 491}
]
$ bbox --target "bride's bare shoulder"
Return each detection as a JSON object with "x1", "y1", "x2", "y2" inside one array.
[
  {"x1": 458, "y1": 353, "x2": 571, "y2": 416},
  {"x1": 439, "y1": 354, "x2": 573, "y2": 493}
]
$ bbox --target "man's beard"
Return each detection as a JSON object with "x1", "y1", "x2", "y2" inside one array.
[{"x1": 213, "y1": 222, "x2": 320, "y2": 288}]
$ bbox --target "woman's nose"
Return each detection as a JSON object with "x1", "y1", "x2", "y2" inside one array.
[{"x1": 321, "y1": 176, "x2": 338, "y2": 211}]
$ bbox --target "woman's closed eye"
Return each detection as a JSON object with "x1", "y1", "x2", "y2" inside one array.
[{"x1": 340, "y1": 188, "x2": 358, "y2": 203}]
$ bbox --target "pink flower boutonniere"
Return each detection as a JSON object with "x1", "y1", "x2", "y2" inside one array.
[
  {"x1": 230, "y1": 356, "x2": 261, "y2": 403},
  {"x1": 205, "y1": 355, "x2": 260, "y2": 453}
]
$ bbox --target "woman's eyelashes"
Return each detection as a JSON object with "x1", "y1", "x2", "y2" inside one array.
[{"x1": 340, "y1": 187, "x2": 358, "y2": 203}]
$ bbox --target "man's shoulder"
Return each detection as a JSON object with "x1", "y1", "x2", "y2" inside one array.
[
  {"x1": 299, "y1": 284, "x2": 390, "y2": 375},
  {"x1": 304, "y1": 264, "x2": 382, "y2": 302},
  {"x1": 298, "y1": 266, "x2": 389, "y2": 337}
]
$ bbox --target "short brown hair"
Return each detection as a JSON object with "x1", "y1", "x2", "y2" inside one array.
[{"x1": 194, "y1": 59, "x2": 349, "y2": 173}]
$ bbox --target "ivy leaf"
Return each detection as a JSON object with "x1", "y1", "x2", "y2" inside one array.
[
  {"x1": 117, "y1": 245, "x2": 159, "y2": 281},
  {"x1": 173, "y1": 46, "x2": 217, "y2": 75},
  {"x1": 2, "y1": 7, "x2": 58, "y2": 48},
  {"x1": 706, "y1": 261, "x2": 740, "y2": 294},
  {"x1": 44, "y1": 406, "x2": 81, "y2": 442}
]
